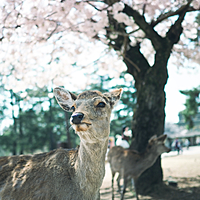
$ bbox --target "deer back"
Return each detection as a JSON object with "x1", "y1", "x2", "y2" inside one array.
[{"x1": 0, "y1": 148, "x2": 86, "y2": 200}]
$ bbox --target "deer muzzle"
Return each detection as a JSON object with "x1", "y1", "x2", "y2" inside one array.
[{"x1": 71, "y1": 113, "x2": 84, "y2": 124}]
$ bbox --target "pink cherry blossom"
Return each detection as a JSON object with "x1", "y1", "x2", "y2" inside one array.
[{"x1": 0, "y1": 0, "x2": 199, "y2": 91}]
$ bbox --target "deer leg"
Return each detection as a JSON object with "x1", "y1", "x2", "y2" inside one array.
[
  {"x1": 116, "y1": 173, "x2": 121, "y2": 192},
  {"x1": 96, "y1": 190, "x2": 100, "y2": 200},
  {"x1": 133, "y1": 178, "x2": 139, "y2": 200},
  {"x1": 112, "y1": 172, "x2": 115, "y2": 200},
  {"x1": 120, "y1": 176, "x2": 127, "y2": 200},
  {"x1": 131, "y1": 178, "x2": 134, "y2": 190}
]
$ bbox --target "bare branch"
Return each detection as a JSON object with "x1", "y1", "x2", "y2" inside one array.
[
  {"x1": 46, "y1": 21, "x2": 59, "y2": 40},
  {"x1": 123, "y1": 55, "x2": 140, "y2": 73},
  {"x1": 0, "y1": 37, "x2": 4, "y2": 41},
  {"x1": 45, "y1": 11, "x2": 58, "y2": 19},
  {"x1": 123, "y1": 4, "x2": 163, "y2": 50},
  {"x1": 106, "y1": 27, "x2": 140, "y2": 37},
  {"x1": 142, "y1": 3, "x2": 146, "y2": 16},
  {"x1": 151, "y1": 2, "x2": 199, "y2": 27},
  {"x1": 86, "y1": 1, "x2": 109, "y2": 11},
  {"x1": 108, "y1": 41, "x2": 140, "y2": 73},
  {"x1": 166, "y1": 0, "x2": 194, "y2": 45}
]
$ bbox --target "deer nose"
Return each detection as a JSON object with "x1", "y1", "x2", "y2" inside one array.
[{"x1": 71, "y1": 113, "x2": 84, "y2": 124}]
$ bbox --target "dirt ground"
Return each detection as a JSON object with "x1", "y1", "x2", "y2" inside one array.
[{"x1": 100, "y1": 147, "x2": 200, "y2": 200}]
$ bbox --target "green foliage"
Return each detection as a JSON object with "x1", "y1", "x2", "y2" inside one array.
[
  {"x1": 19, "y1": 109, "x2": 49, "y2": 153},
  {"x1": 180, "y1": 87, "x2": 200, "y2": 129},
  {"x1": 0, "y1": 74, "x2": 136, "y2": 155},
  {"x1": 110, "y1": 88, "x2": 135, "y2": 136},
  {"x1": 0, "y1": 126, "x2": 16, "y2": 155},
  {"x1": 0, "y1": 85, "x2": 8, "y2": 124},
  {"x1": 0, "y1": 87, "x2": 78, "y2": 156},
  {"x1": 86, "y1": 74, "x2": 136, "y2": 137},
  {"x1": 191, "y1": 13, "x2": 200, "y2": 44},
  {"x1": 0, "y1": 101, "x2": 6, "y2": 123}
]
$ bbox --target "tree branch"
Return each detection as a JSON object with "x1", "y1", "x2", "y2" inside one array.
[
  {"x1": 108, "y1": 41, "x2": 141, "y2": 72},
  {"x1": 46, "y1": 21, "x2": 59, "y2": 40},
  {"x1": 122, "y1": 4, "x2": 164, "y2": 51},
  {"x1": 106, "y1": 27, "x2": 140, "y2": 37},
  {"x1": 151, "y1": 1, "x2": 199, "y2": 27},
  {"x1": 166, "y1": 0, "x2": 193, "y2": 45},
  {"x1": 123, "y1": 55, "x2": 141, "y2": 73}
]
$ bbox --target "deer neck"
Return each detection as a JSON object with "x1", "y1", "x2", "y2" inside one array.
[
  {"x1": 75, "y1": 130, "x2": 109, "y2": 196},
  {"x1": 143, "y1": 149, "x2": 158, "y2": 161},
  {"x1": 134, "y1": 147, "x2": 160, "y2": 176}
]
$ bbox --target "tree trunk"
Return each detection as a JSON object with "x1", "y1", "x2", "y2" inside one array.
[
  {"x1": 10, "y1": 90, "x2": 17, "y2": 155},
  {"x1": 19, "y1": 107, "x2": 24, "y2": 154},
  {"x1": 130, "y1": 70, "x2": 167, "y2": 193},
  {"x1": 126, "y1": 45, "x2": 168, "y2": 194},
  {"x1": 65, "y1": 111, "x2": 71, "y2": 148},
  {"x1": 49, "y1": 98, "x2": 56, "y2": 150},
  {"x1": 12, "y1": 116, "x2": 17, "y2": 155},
  {"x1": 105, "y1": 1, "x2": 188, "y2": 193}
]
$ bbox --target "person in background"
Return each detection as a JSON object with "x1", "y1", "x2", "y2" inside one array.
[
  {"x1": 185, "y1": 139, "x2": 190, "y2": 150},
  {"x1": 175, "y1": 138, "x2": 182, "y2": 154},
  {"x1": 116, "y1": 126, "x2": 132, "y2": 148}
]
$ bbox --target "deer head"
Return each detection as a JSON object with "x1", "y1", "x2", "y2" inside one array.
[
  {"x1": 54, "y1": 87, "x2": 123, "y2": 143},
  {"x1": 148, "y1": 134, "x2": 170, "y2": 154}
]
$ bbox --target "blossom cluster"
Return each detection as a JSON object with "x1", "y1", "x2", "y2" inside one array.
[{"x1": 0, "y1": 0, "x2": 199, "y2": 92}]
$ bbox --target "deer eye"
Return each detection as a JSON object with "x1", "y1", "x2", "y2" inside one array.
[
  {"x1": 97, "y1": 102, "x2": 106, "y2": 108},
  {"x1": 71, "y1": 106, "x2": 75, "y2": 112}
]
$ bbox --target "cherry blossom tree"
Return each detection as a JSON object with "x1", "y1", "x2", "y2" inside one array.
[{"x1": 0, "y1": 0, "x2": 200, "y2": 194}]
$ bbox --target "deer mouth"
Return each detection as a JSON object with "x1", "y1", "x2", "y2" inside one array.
[
  {"x1": 71, "y1": 122, "x2": 92, "y2": 132},
  {"x1": 81, "y1": 122, "x2": 92, "y2": 125},
  {"x1": 70, "y1": 121, "x2": 92, "y2": 126}
]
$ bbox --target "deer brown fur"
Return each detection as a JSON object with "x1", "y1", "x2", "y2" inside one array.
[
  {"x1": 107, "y1": 134, "x2": 170, "y2": 200},
  {"x1": 0, "y1": 87, "x2": 123, "y2": 200}
]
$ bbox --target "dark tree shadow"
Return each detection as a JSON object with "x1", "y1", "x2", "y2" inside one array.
[
  {"x1": 101, "y1": 176, "x2": 200, "y2": 200},
  {"x1": 143, "y1": 176, "x2": 200, "y2": 200}
]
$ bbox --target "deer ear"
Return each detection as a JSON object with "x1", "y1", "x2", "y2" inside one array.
[
  {"x1": 53, "y1": 87, "x2": 77, "y2": 112},
  {"x1": 104, "y1": 88, "x2": 123, "y2": 108},
  {"x1": 148, "y1": 135, "x2": 157, "y2": 144},
  {"x1": 157, "y1": 134, "x2": 167, "y2": 142}
]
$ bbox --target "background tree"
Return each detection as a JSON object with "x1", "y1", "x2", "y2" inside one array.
[
  {"x1": 180, "y1": 87, "x2": 200, "y2": 129},
  {"x1": 179, "y1": 13, "x2": 200, "y2": 129},
  {"x1": 0, "y1": 76, "x2": 134, "y2": 155},
  {"x1": 0, "y1": 84, "x2": 7, "y2": 126},
  {"x1": 86, "y1": 74, "x2": 136, "y2": 137},
  {"x1": 110, "y1": 76, "x2": 136, "y2": 137},
  {"x1": 0, "y1": 0, "x2": 200, "y2": 193},
  {"x1": 0, "y1": 87, "x2": 79, "y2": 155}
]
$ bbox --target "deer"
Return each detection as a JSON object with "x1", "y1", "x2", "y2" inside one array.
[
  {"x1": 0, "y1": 87, "x2": 123, "y2": 200},
  {"x1": 107, "y1": 134, "x2": 170, "y2": 200}
]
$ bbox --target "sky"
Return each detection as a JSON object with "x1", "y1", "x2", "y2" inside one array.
[{"x1": 165, "y1": 62, "x2": 200, "y2": 123}]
